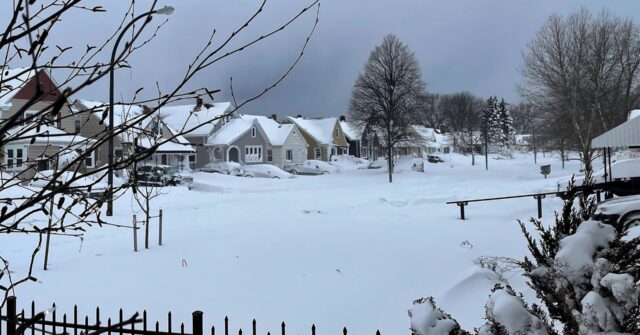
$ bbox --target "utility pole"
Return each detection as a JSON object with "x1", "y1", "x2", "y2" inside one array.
[{"x1": 484, "y1": 116, "x2": 488, "y2": 170}]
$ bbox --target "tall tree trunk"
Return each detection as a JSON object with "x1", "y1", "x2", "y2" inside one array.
[{"x1": 387, "y1": 143, "x2": 393, "y2": 183}]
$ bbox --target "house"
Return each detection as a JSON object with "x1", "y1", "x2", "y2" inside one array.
[
  {"x1": 136, "y1": 114, "x2": 196, "y2": 171},
  {"x1": 73, "y1": 100, "x2": 145, "y2": 169},
  {"x1": 339, "y1": 116, "x2": 362, "y2": 157},
  {"x1": 282, "y1": 116, "x2": 348, "y2": 161},
  {"x1": 159, "y1": 101, "x2": 231, "y2": 169},
  {"x1": 206, "y1": 114, "x2": 308, "y2": 169},
  {"x1": 360, "y1": 123, "x2": 381, "y2": 161},
  {"x1": 3, "y1": 124, "x2": 93, "y2": 179},
  {"x1": 1, "y1": 68, "x2": 96, "y2": 178},
  {"x1": 514, "y1": 134, "x2": 533, "y2": 151}
]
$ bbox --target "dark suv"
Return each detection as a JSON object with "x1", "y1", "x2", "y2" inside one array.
[{"x1": 134, "y1": 165, "x2": 182, "y2": 186}]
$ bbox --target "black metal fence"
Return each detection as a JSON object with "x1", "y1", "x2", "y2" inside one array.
[{"x1": 1, "y1": 297, "x2": 380, "y2": 335}]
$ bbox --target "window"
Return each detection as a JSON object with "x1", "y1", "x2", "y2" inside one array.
[
  {"x1": 212, "y1": 148, "x2": 222, "y2": 160},
  {"x1": 189, "y1": 155, "x2": 196, "y2": 163},
  {"x1": 314, "y1": 148, "x2": 321, "y2": 159},
  {"x1": 85, "y1": 149, "x2": 95, "y2": 167},
  {"x1": 75, "y1": 120, "x2": 81, "y2": 133},
  {"x1": 251, "y1": 127, "x2": 257, "y2": 137},
  {"x1": 115, "y1": 149, "x2": 124, "y2": 158},
  {"x1": 6, "y1": 149, "x2": 13, "y2": 169},
  {"x1": 267, "y1": 149, "x2": 273, "y2": 162},
  {"x1": 335, "y1": 128, "x2": 340, "y2": 138},
  {"x1": 244, "y1": 145, "x2": 262, "y2": 163},
  {"x1": 286, "y1": 149, "x2": 293, "y2": 161},
  {"x1": 16, "y1": 149, "x2": 23, "y2": 167}
]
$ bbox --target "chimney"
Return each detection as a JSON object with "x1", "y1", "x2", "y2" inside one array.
[
  {"x1": 297, "y1": 114, "x2": 303, "y2": 119},
  {"x1": 339, "y1": 115, "x2": 346, "y2": 122},
  {"x1": 194, "y1": 97, "x2": 203, "y2": 112},
  {"x1": 271, "y1": 114, "x2": 277, "y2": 122}
]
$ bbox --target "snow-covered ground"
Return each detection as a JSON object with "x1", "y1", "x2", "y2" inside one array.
[{"x1": 3, "y1": 153, "x2": 585, "y2": 334}]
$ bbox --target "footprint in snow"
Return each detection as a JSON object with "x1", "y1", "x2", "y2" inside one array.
[
  {"x1": 378, "y1": 198, "x2": 408, "y2": 207},
  {"x1": 303, "y1": 210, "x2": 326, "y2": 215}
]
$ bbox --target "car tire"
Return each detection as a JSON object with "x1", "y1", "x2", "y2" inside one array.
[
  {"x1": 273, "y1": 176, "x2": 280, "y2": 179},
  {"x1": 245, "y1": 175, "x2": 253, "y2": 178},
  {"x1": 619, "y1": 211, "x2": 640, "y2": 230},
  {"x1": 290, "y1": 170, "x2": 298, "y2": 175},
  {"x1": 322, "y1": 171, "x2": 329, "y2": 175}
]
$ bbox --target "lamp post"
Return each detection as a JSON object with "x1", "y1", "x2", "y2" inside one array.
[
  {"x1": 484, "y1": 114, "x2": 488, "y2": 171},
  {"x1": 107, "y1": 6, "x2": 174, "y2": 216}
]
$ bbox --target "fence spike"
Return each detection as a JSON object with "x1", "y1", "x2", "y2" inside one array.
[
  {"x1": 180, "y1": 323, "x2": 185, "y2": 335},
  {"x1": 343, "y1": 326, "x2": 347, "y2": 335},
  {"x1": 96, "y1": 307, "x2": 100, "y2": 326},
  {"x1": 119, "y1": 309, "x2": 123, "y2": 335},
  {"x1": 238, "y1": 329, "x2": 242, "y2": 335},
  {"x1": 52, "y1": 307, "x2": 57, "y2": 335},
  {"x1": 63, "y1": 314, "x2": 68, "y2": 335},
  {"x1": 73, "y1": 305, "x2": 78, "y2": 335},
  {"x1": 252, "y1": 319, "x2": 256, "y2": 335},
  {"x1": 108, "y1": 318, "x2": 112, "y2": 335},
  {"x1": 311, "y1": 324, "x2": 316, "y2": 335},
  {"x1": 224, "y1": 316, "x2": 229, "y2": 335},
  {"x1": 281, "y1": 322, "x2": 285, "y2": 335},
  {"x1": 376, "y1": 330, "x2": 381, "y2": 335},
  {"x1": 168, "y1": 311, "x2": 173, "y2": 334},
  {"x1": 85, "y1": 316, "x2": 89, "y2": 335},
  {"x1": 143, "y1": 311, "x2": 147, "y2": 332},
  {"x1": 211, "y1": 325, "x2": 215, "y2": 335},
  {"x1": 155, "y1": 321, "x2": 160, "y2": 334},
  {"x1": 31, "y1": 301, "x2": 35, "y2": 335}
]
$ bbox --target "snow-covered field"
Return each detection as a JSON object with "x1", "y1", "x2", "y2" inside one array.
[{"x1": 3, "y1": 153, "x2": 585, "y2": 334}]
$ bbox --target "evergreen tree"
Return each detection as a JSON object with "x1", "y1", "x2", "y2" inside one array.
[{"x1": 497, "y1": 99, "x2": 514, "y2": 147}]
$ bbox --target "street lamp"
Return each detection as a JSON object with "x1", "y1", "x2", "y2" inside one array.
[{"x1": 107, "y1": 6, "x2": 174, "y2": 216}]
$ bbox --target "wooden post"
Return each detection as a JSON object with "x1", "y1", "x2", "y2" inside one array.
[
  {"x1": 133, "y1": 215, "x2": 138, "y2": 252},
  {"x1": 159, "y1": 209, "x2": 163, "y2": 246},
  {"x1": 7, "y1": 296, "x2": 16, "y2": 335},
  {"x1": 192, "y1": 311, "x2": 203, "y2": 335},
  {"x1": 534, "y1": 195, "x2": 545, "y2": 219}
]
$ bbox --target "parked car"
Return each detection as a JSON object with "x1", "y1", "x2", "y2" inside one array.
[
  {"x1": 591, "y1": 194, "x2": 640, "y2": 228},
  {"x1": 243, "y1": 164, "x2": 294, "y2": 179},
  {"x1": 427, "y1": 155, "x2": 444, "y2": 163},
  {"x1": 135, "y1": 165, "x2": 182, "y2": 186},
  {"x1": 367, "y1": 160, "x2": 387, "y2": 170},
  {"x1": 30, "y1": 170, "x2": 107, "y2": 198},
  {"x1": 200, "y1": 162, "x2": 244, "y2": 176},
  {"x1": 285, "y1": 160, "x2": 339, "y2": 175},
  {"x1": 557, "y1": 158, "x2": 640, "y2": 196}
]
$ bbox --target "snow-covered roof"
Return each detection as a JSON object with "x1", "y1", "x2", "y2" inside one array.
[
  {"x1": 241, "y1": 115, "x2": 294, "y2": 146},
  {"x1": 285, "y1": 116, "x2": 338, "y2": 145},
  {"x1": 137, "y1": 137, "x2": 195, "y2": 153},
  {"x1": 160, "y1": 102, "x2": 231, "y2": 136},
  {"x1": 629, "y1": 109, "x2": 640, "y2": 120},
  {"x1": 6, "y1": 123, "x2": 90, "y2": 145},
  {"x1": 207, "y1": 114, "x2": 296, "y2": 146},
  {"x1": 0, "y1": 68, "x2": 35, "y2": 107},
  {"x1": 340, "y1": 121, "x2": 362, "y2": 141},
  {"x1": 592, "y1": 114, "x2": 640, "y2": 148}
]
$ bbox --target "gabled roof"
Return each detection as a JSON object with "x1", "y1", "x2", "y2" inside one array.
[
  {"x1": 160, "y1": 102, "x2": 231, "y2": 136},
  {"x1": 75, "y1": 99, "x2": 146, "y2": 142},
  {"x1": 6, "y1": 123, "x2": 90, "y2": 145},
  {"x1": 241, "y1": 115, "x2": 295, "y2": 146},
  {"x1": 285, "y1": 116, "x2": 339, "y2": 145},
  {"x1": 0, "y1": 68, "x2": 36, "y2": 107},
  {"x1": 339, "y1": 121, "x2": 362, "y2": 141},
  {"x1": 207, "y1": 116, "x2": 258, "y2": 146}
]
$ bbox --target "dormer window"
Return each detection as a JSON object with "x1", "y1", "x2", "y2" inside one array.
[{"x1": 251, "y1": 127, "x2": 256, "y2": 137}]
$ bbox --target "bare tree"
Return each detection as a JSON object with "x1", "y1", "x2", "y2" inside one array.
[
  {"x1": 348, "y1": 34, "x2": 426, "y2": 183},
  {"x1": 416, "y1": 93, "x2": 447, "y2": 130},
  {"x1": 519, "y1": 8, "x2": 640, "y2": 171},
  {"x1": 0, "y1": 0, "x2": 320, "y2": 305},
  {"x1": 440, "y1": 92, "x2": 483, "y2": 165}
]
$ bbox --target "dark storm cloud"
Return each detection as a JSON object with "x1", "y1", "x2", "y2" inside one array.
[{"x1": 4, "y1": 1, "x2": 640, "y2": 117}]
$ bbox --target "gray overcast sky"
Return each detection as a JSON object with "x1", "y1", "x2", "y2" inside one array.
[{"x1": 4, "y1": 1, "x2": 640, "y2": 117}]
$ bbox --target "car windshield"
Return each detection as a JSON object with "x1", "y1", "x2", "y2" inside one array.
[{"x1": 166, "y1": 167, "x2": 178, "y2": 174}]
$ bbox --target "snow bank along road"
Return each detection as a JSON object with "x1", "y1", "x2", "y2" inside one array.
[{"x1": 3, "y1": 154, "x2": 584, "y2": 334}]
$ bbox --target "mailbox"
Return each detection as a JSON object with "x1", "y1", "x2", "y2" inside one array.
[{"x1": 540, "y1": 164, "x2": 551, "y2": 179}]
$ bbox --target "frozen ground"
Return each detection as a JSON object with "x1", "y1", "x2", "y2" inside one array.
[{"x1": 3, "y1": 153, "x2": 585, "y2": 334}]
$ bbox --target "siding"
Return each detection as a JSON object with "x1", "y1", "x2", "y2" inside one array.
[{"x1": 230, "y1": 124, "x2": 269, "y2": 164}]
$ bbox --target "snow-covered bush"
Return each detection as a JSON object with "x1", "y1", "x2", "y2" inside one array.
[
  {"x1": 409, "y1": 297, "x2": 469, "y2": 335},
  {"x1": 411, "y1": 176, "x2": 640, "y2": 334}
]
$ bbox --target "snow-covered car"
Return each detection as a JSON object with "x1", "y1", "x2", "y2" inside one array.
[
  {"x1": 557, "y1": 158, "x2": 640, "y2": 195},
  {"x1": 285, "y1": 160, "x2": 339, "y2": 175},
  {"x1": 135, "y1": 165, "x2": 182, "y2": 186},
  {"x1": 426, "y1": 155, "x2": 444, "y2": 163},
  {"x1": 591, "y1": 194, "x2": 640, "y2": 228},
  {"x1": 200, "y1": 162, "x2": 244, "y2": 176},
  {"x1": 243, "y1": 164, "x2": 294, "y2": 179},
  {"x1": 30, "y1": 170, "x2": 107, "y2": 198},
  {"x1": 367, "y1": 160, "x2": 387, "y2": 170}
]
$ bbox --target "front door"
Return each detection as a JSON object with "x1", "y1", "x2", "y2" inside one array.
[
  {"x1": 37, "y1": 159, "x2": 49, "y2": 171},
  {"x1": 228, "y1": 147, "x2": 240, "y2": 162}
]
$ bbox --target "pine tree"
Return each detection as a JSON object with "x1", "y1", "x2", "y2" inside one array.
[{"x1": 497, "y1": 99, "x2": 514, "y2": 147}]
